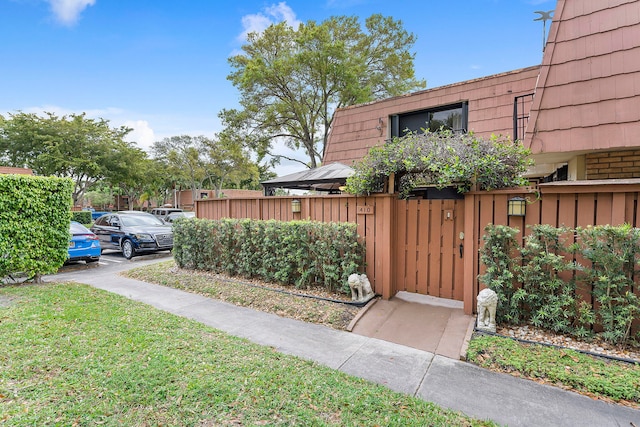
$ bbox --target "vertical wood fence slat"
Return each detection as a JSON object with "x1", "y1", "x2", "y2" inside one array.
[
  {"x1": 440, "y1": 199, "x2": 455, "y2": 299},
  {"x1": 417, "y1": 200, "x2": 430, "y2": 295},
  {"x1": 595, "y1": 193, "x2": 613, "y2": 225},
  {"x1": 394, "y1": 200, "x2": 408, "y2": 292},
  {"x1": 406, "y1": 201, "x2": 419, "y2": 293},
  {"x1": 427, "y1": 201, "x2": 441, "y2": 297},
  {"x1": 453, "y1": 199, "x2": 465, "y2": 301}
]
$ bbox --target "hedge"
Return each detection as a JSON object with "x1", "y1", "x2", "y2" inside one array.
[
  {"x1": 71, "y1": 210, "x2": 92, "y2": 225},
  {"x1": 480, "y1": 223, "x2": 640, "y2": 346},
  {"x1": 0, "y1": 174, "x2": 73, "y2": 281},
  {"x1": 173, "y1": 218, "x2": 365, "y2": 293}
]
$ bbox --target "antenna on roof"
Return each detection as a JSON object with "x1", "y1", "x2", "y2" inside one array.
[{"x1": 534, "y1": 10, "x2": 554, "y2": 53}]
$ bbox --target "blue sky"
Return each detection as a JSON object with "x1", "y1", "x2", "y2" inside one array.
[{"x1": 1, "y1": 0, "x2": 555, "y2": 176}]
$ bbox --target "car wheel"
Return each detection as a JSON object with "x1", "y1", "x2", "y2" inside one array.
[{"x1": 122, "y1": 239, "x2": 136, "y2": 259}]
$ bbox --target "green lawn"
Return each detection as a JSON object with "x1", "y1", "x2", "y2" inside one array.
[
  {"x1": 467, "y1": 335, "x2": 640, "y2": 406},
  {"x1": 124, "y1": 261, "x2": 640, "y2": 409},
  {"x1": 0, "y1": 283, "x2": 495, "y2": 426}
]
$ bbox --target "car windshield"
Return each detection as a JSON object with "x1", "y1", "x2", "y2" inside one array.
[
  {"x1": 120, "y1": 214, "x2": 165, "y2": 227},
  {"x1": 170, "y1": 212, "x2": 195, "y2": 219},
  {"x1": 70, "y1": 222, "x2": 91, "y2": 234}
]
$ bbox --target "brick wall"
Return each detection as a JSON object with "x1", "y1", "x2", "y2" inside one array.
[{"x1": 585, "y1": 150, "x2": 640, "y2": 179}]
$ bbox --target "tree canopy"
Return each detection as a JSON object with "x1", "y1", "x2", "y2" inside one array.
[
  {"x1": 151, "y1": 134, "x2": 260, "y2": 202},
  {"x1": 223, "y1": 14, "x2": 426, "y2": 169},
  {"x1": 345, "y1": 130, "x2": 533, "y2": 198},
  {"x1": 0, "y1": 112, "x2": 143, "y2": 205}
]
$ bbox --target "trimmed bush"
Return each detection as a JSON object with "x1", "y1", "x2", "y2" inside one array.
[
  {"x1": 173, "y1": 218, "x2": 365, "y2": 293},
  {"x1": 480, "y1": 223, "x2": 640, "y2": 346},
  {"x1": 71, "y1": 210, "x2": 92, "y2": 225},
  {"x1": 0, "y1": 174, "x2": 73, "y2": 281}
]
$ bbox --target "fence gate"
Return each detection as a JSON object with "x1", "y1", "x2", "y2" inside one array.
[{"x1": 393, "y1": 196, "x2": 465, "y2": 300}]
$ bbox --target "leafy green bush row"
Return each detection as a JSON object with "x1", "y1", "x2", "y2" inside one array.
[
  {"x1": 480, "y1": 223, "x2": 640, "y2": 346},
  {"x1": 71, "y1": 210, "x2": 92, "y2": 225},
  {"x1": 0, "y1": 175, "x2": 73, "y2": 281},
  {"x1": 172, "y1": 218, "x2": 365, "y2": 293}
]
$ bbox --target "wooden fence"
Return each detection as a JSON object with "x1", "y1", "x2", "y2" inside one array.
[
  {"x1": 465, "y1": 180, "x2": 640, "y2": 314},
  {"x1": 196, "y1": 179, "x2": 640, "y2": 315},
  {"x1": 196, "y1": 194, "x2": 397, "y2": 299}
]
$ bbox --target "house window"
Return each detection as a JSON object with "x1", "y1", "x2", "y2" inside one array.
[{"x1": 391, "y1": 102, "x2": 468, "y2": 137}]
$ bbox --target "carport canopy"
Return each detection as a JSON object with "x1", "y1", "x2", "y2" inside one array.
[{"x1": 261, "y1": 162, "x2": 354, "y2": 196}]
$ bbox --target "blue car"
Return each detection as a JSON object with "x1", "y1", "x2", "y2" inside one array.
[{"x1": 67, "y1": 221, "x2": 101, "y2": 263}]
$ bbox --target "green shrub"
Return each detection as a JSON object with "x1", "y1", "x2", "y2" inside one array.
[
  {"x1": 345, "y1": 130, "x2": 532, "y2": 198},
  {"x1": 520, "y1": 225, "x2": 591, "y2": 337},
  {"x1": 0, "y1": 174, "x2": 73, "y2": 281},
  {"x1": 71, "y1": 210, "x2": 92, "y2": 225},
  {"x1": 478, "y1": 224, "x2": 523, "y2": 324},
  {"x1": 172, "y1": 218, "x2": 365, "y2": 293},
  {"x1": 480, "y1": 223, "x2": 640, "y2": 346},
  {"x1": 576, "y1": 224, "x2": 640, "y2": 345}
]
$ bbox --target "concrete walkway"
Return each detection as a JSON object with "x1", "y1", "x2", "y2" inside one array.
[
  {"x1": 48, "y1": 261, "x2": 640, "y2": 427},
  {"x1": 349, "y1": 292, "x2": 475, "y2": 360}
]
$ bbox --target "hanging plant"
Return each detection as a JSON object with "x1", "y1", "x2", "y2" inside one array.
[{"x1": 345, "y1": 129, "x2": 533, "y2": 198}]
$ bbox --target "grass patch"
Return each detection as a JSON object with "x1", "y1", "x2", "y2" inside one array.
[
  {"x1": 466, "y1": 334, "x2": 640, "y2": 406},
  {"x1": 124, "y1": 260, "x2": 640, "y2": 409},
  {"x1": 123, "y1": 261, "x2": 359, "y2": 330},
  {"x1": 0, "y1": 282, "x2": 496, "y2": 426}
]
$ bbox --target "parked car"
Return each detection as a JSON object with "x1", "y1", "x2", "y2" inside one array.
[
  {"x1": 67, "y1": 221, "x2": 101, "y2": 263},
  {"x1": 150, "y1": 207, "x2": 184, "y2": 222},
  {"x1": 90, "y1": 211, "x2": 173, "y2": 259},
  {"x1": 164, "y1": 211, "x2": 196, "y2": 223},
  {"x1": 82, "y1": 207, "x2": 110, "y2": 221}
]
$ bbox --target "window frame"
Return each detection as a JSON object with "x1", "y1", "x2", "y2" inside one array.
[{"x1": 390, "y1": 102, "x2": 468, "y2": 137}]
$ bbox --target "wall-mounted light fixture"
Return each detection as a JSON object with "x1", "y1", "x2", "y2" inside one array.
[
  {"x1": 375, "y1": 117, "x2": 384, "y2": 136},
  {"x1": 507, "y1": 196, "x2": 527, "y2": 217},
  {"x1": 291, "y1": 199, "x2": 301, "y2": 213}
]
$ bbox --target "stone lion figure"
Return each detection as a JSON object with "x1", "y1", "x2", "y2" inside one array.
[
  {"x1": 476, "y1": 288, "x2": 498, "y2": 332},
  {"x1": 348, "y1": 273, "x2": 374, "y2": 302}
]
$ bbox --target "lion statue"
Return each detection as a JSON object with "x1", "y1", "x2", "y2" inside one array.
[
  {"x1": 347, "y1": 273, "x2": 374, "y2": 302},
  {"x1": 476, "y1": 288, "x2": 498, "y2": 332}
]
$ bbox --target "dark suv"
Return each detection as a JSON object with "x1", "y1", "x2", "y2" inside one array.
[{"x1": 91, "y1": 211, "x2": 173, "y2": 259}]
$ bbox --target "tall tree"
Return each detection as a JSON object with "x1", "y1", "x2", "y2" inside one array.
[
  {"x1": 0, "y1": 112, "x2": 143, "y2": 205},
  {"x1": 152, "y1": 135, "x2": 209, "y2": 203},
  {"x1": 223, "y1": 14, "x2": 425, "y2": 169},
  {"x1": 202, "y1": 129, "x2": 260, "y2": 196},
  {"x1": 152, "y1": 134, "x2": 260, "y2": 201}
]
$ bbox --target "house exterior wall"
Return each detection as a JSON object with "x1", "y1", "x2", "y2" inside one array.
[
  {"x1": 0, "y1": 166, "x2": 33, "y2": 175},
  {"x1": 585, "y1": 149, "x2": 640, "y2": 179},
  {"x1": 323, "y1": 0, "x2": 640, "y2": 181},
  {"x1": 174, "y1": 189, "x2": 263, "y2": 208},
  {"x1": 526, "y1": 0, "x2": 640, "y2": 170},
  {"x1": 323, "y1": 66, "x2": 540, "y2": 167}
]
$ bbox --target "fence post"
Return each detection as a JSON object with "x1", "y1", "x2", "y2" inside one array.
[{"x1": 463, "y1": 192, "x2": 477, "y2": 315}]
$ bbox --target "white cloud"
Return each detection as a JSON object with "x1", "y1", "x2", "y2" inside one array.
[
  {"x1": 47, "y1": 0, "x2": 95, "y2": 26},
  {"x1": 238, "y1": 2, "x2": 301, "y2": 42},
  {"x1": 123, "y1": 120, "x2": 156, "y2": 152}
]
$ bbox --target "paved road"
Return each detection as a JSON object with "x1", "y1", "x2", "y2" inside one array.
[{"x1": 57, "y1": 250, "x2": 173, "y2": 276}]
